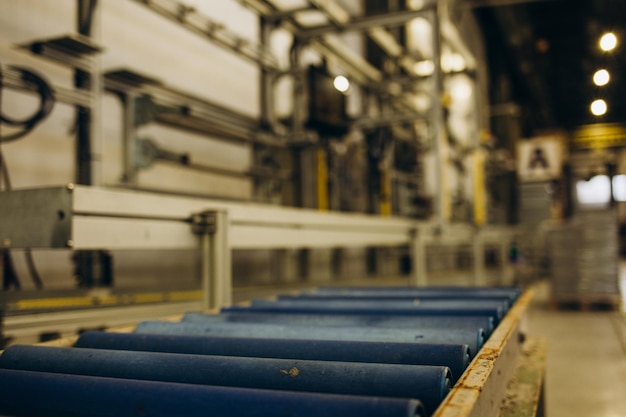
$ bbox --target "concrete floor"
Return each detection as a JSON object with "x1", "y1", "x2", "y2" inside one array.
[{"x1": 526, "y1": 272, "x2": 626, "y2": 417}]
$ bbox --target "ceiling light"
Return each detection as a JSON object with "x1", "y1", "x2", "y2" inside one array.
[
  {"x1": 590, "y1": 99, "x2": 607, "y2": 116},
  {"x1": 333, "y1": 75, "x2": 350, "y2": 93},
  {"x1": 413, "y1": 60, "x2": 434, "y2": 77},
  {"x1": 441, "y1": 53, "x2": 466, "y2": 73},
  {"x1": 599, "y1": 33, "x2": 617, "y2": 51},
  {"x1": 593, "y1": 69, "x2": 610, "y2": 86}
]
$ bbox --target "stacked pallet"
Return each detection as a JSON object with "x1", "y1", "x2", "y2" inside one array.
[
  {"x1": 0, "y1": 286, "x2": 523, "y2": 417},
  {"x1": 549, "y1": 209, "x2": 621, "y2": 309}
]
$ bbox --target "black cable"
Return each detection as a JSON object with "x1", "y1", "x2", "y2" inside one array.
[
  {"x1": 0, "y1": 64, "x2": 46, "y2": 290},
  {"x1": 1, "y1": 249, "x2": 21, "y2": 291},
  {"x1": 0, "y1": 147, "x2": 10, "y2": 191},
  {"x1": 24, "y1": 248, "x2": 43, "y2": 290},
  {"x1": 0, "y1": 65, "x2": 56, "y2": 144}
]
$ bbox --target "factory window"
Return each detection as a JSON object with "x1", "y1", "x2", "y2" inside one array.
[
  {"x1": 612, "y1": 175, "x2": 626, "y2": 202},
  {"x1": 576, "y1": 175, "x2": 611, "y2": 206}
]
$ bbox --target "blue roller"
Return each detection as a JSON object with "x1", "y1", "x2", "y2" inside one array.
[
  {"x1": 0, "y1": 345, "x2": 449, "y2": 415},
  {"x1": 135, "y1": 320, "x2": 485, "y2": 357},
  {"x1": 183, "y1": 311, "x2": 495, "y2": 336},
  {"x1": 0, "y1": 368, "x2": 424, "y2": 417},
  {"x1": 225, "y1": 299, "x2": 505, "y2": 324},
  {"x1": 278, "y1": 293, "x2": 511, "y2": 311},
  {"x1": 313, "y1": 286, "x2": 521, "y2": 301},
  {"x1": 75, "y1": 331, "x2": 471, "y2": 383}
]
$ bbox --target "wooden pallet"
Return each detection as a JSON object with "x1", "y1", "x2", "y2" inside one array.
[{"x1": 549, "y1": 295, "x2": 622, "y2": 311}]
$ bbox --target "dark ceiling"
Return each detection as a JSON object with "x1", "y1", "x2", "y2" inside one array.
[{"x1": 474, "y1": 0, "x2": 626, "y2": 134}]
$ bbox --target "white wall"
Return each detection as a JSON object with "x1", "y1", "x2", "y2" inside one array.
[
  {"x1": 0, "y1": 0, "x2": 261, "y2": 198},
  {"x1": 0, "y1": 0, "x2": 269, "y2": 288}
]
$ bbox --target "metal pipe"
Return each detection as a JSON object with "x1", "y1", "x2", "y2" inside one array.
[
  {"x1": 136, "y1": 319, "x2": 484, "y2": 358},
  {"x1": 410, "y1": 228, "x2": 428, "y2": 286},
  {"x1": 430, "y1": 6, "x2": 445, "y2": 229},
  {"x1": 121, "y1": 93, "x2": 137, "y2": 185},
  {"x1": 183, "y1": 311, "x2": 494, "y2": 335},
  {"x1": 199, "y1": 231, "x2": 211, "y2": 310},
  {"x1": 0, "y1": 368, "x2": 425, "y2": 417},
  {"x1": 1, "y1": 345, "x2": 446, "y2": 415},
  {"x1": 296, "y1": 6, "x2": 437, "y2": 40},
  {"x1": 225, "y1": 298, "x2": 505, "y2": 323},
  {"x1": 276, "y1": 293, "x2": 509, "y2": 311},
  {"x1": 129, "y1": 0, "x2": 279, "y2": 70},
  {"x1": 311, "y1": 286, "x2": 520, "y2": 301},
  {"x1": 76, "y1": 330, "x2": 470, "y2": 386}
]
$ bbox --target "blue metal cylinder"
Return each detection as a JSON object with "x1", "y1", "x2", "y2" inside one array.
[
  {"x1": 0, "y1": 345, "x2": 449, "y2": 415},
  {"x1": 0, "y1": 368, "x2": 424, "y2": 417},
  {"x1": 135, "y1": 320, "x2": 484, "y2": 357},
  {"x1": 278, "y1": 294, "x2": 510, "y2": 311},
  {"x1": 225, "y1": 299, "x2": 505, "y2": 324},
  {"x1": 313, "y1": 286, "x2": 521, "y2": 301},
  {"x1": 183, "y1": 311, "x2": 495, "y2": 336},
  {"x1": 75, "y1": 331, "x2": 470, "y2": 384}
]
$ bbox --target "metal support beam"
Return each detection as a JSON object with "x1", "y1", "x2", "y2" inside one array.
[
  {"x1": 354, "y1": 112, "x2": 428, "y2": 130},
  {"x1": 473, "y1": 229, "x2": 486, "y2": 286},
  {"x1": 409, "y1": 228, "x2": 428, "y2": 286},
  {"x1": 121, "y1": 93, "x2": 137, "y2": 186},
  {"x1": 296, "y1": 7, "x2": 435, "y2": 40},
  {"x1": 430, "y1": 7, "x2": 445, "y2": 229},
  {"x1": 129, "y1": 0, "x2": 279, "y2": 70},
  {"x1": 192, "y1": 210, "x2": 230, "y2": 310}
]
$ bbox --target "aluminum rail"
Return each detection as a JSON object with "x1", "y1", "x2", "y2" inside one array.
[
  {"x1": 103, "y1": 71, "x2": 285, "y2": 147},
  {"x1": 0, "y1": 186, "x2": 514, "y2": 308},
  {"x1": 0, "y1": 185, "x2": 415, "y2": 309}
]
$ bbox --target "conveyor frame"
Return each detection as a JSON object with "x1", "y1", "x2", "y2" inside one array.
[
  {"x1": 35, "y1": 288, "x2": 540, "y2": 417},
  {"x1": 0, "y1": 185, "x2": 514, "y2": 309}
]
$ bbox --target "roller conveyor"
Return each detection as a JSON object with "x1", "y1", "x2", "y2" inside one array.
[
  {"x1": 183, "y1": 311, "x2": 496, "y2": 335},
  {"x1": 0, "y1": 286, "x2": 528, "y2": 417},
  {"x1": 226, "y1": 298, "x2": 508, "y2": 324},
  {"x1": 74, "y1": 332, "x2": 472, "y2": 384},
  {"x1": 0, "y1": 369, "x2": 424, "y2": 417},
  {"x1": 135, "y1": 320, "x2": 486, "y2": 359}
]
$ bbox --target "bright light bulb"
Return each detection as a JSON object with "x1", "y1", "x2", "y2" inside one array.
[
  {"x1": 413, "y1": 60, "x2": 434, "y2": 76},
  {"x1": 591, "y1": 99, "x2": 607, "y2": 116},
  {"x1": 600, "y1": 33, "x2": 617, "y2": 51},
  {"x1": 449, "y1": 53, "x2": 466, "y2": 72},
  {"x1": 593, "y1": 69, "x2": 610, "y2": 86},
  {"x1": 333, "y1": 75, "x2": 350, "y2": 93}
]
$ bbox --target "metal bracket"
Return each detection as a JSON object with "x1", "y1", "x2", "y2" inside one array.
[
  {"x1": 190, "y1": 211, "x2": 217, "y2": 236},
  {"x1": 190, "y1": 210, "x2": 229, "y2": 310},
  {"x1": 135, "y1": 138, "x2": 189, "y2": 170}
]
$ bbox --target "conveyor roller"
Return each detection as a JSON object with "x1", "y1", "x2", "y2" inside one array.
[
  {"x1": 0, "y1": 369, "x2": 424, "y2": 417},
  {"x1": 0, "y1": 285, "x2": 521, "y2": 417},
  {"x1": 135, "y1": 320, "x2": 485, "y2": 358},
  {"x1": 225, "y1": 298, "x2": 507, "y2": 324},
  {"x1": 75, "y1": 331, "x2": 471, "y2": 384}
]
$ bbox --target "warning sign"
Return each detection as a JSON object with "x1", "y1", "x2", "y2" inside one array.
[{"x1": 517, "y1": 137, "x2": 562, "y2": 182}]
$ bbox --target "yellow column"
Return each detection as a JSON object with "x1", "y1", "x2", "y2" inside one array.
[{"x1": 316, "y1": 148, "x2": 328, "y2": 211}]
